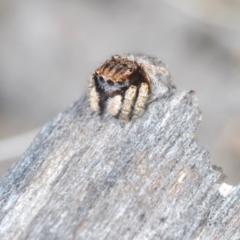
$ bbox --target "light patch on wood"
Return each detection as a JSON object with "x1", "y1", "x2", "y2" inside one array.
[
  {"x1": 218, "y1": 183, "x2": 234, "y2": 197},
  {"x1": 170, "y1": 171, "x2": 187, "y2": 193},
  {"x1": 189, "y1": 131, "x2": 196, "y2": 139},
  {"x1": 137, "y1": 159, "x2": 148, "y2": 176}
]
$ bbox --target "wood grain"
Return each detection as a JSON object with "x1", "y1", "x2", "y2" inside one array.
[{"x1": 0, "y1": 89, "x2": 239, "y2": 240}]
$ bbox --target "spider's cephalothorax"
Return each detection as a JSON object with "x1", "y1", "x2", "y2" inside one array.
[{"x1": 88, "y1": 54, "x2": 174, "y2": 124}]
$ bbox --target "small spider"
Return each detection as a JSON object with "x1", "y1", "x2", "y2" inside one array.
[{"x1": 88, "y1": 53, "x2": 175, "y2": 124}]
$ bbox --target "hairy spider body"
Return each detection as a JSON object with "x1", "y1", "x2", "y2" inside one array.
[{"x1": 88, "y1": 54, "x2": 175, "y2": 124}]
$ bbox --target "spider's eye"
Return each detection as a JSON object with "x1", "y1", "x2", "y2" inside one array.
[
  {"x1": 98, "y1": 76, "x2": 104, "y2": 83},
  {"x1": 128, "y1": 68, "x2": 133, "y2": 72},
  {"x1": 117, "y1": 81, "x2": 123, "y2": 85},
  {"x1": 107, "y1": 79, "x2": 114, "y2": 86}
]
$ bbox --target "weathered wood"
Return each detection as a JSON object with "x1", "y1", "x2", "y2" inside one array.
[{"x1": 0, "y1": 89, "x2": 239, "y2": 239}]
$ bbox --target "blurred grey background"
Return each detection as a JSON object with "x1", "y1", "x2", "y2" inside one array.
[{"x1": 0, "y1": 0, "x2": 240, "y2": 184}]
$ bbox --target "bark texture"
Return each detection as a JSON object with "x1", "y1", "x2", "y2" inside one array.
[{"x1": 0, "y1": 90, "x2": 239, "y2": 240}]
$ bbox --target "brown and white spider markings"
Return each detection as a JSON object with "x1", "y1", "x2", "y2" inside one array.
[{"x1": 88, "y1": 54, "x2": 175, "y2": 124}]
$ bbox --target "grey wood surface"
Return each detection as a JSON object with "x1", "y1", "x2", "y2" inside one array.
[{"x1": 0, "y1": 90, "x2": 239, "y2": 240}]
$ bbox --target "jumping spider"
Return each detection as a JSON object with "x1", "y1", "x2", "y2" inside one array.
[{"x1": 88, "y1": 54, "x2": 175, "y2": 124}]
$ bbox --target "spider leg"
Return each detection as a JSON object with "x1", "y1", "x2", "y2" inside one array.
[
  {"x1": 120, "y1": 85, "x2": 137, "y2": 124},
  {"x1": 106, "y1": 95, "x2": 122, "y2": 116},
  {"x1": 88, "y1": 74, "x2": 100, "y2": 113},
  {"x1": 132, "y1": 82, "x2": 149, "y2": 120}
]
